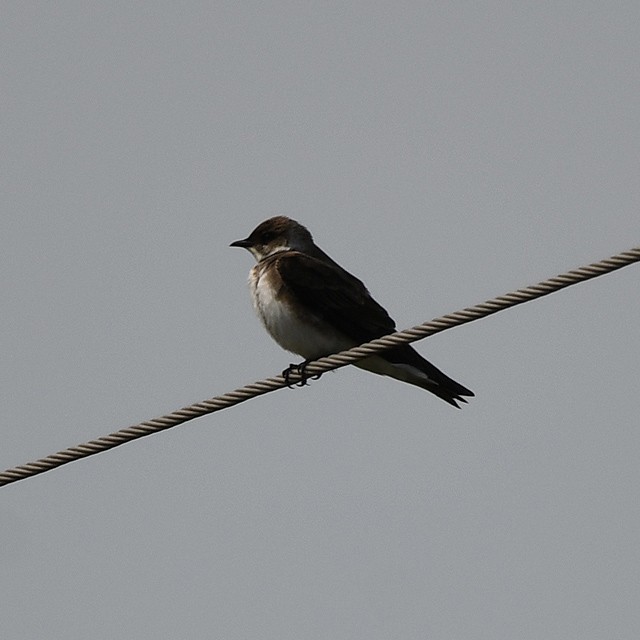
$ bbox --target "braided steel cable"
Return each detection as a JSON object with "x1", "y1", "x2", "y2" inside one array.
[{"x1": 1, "y1": 246, "x2": 638, "y2": 487}]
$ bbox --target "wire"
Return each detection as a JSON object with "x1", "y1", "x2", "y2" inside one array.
[{"x1": 1, "y1": 246, "x2": 639, "y2": 488}]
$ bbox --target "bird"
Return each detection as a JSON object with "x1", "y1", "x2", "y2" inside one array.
[{"x1": 230, "y1": 216, "x2": 474, "y2": 407}]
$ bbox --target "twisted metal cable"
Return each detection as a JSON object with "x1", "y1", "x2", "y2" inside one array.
[{"x1": 1, "y1": 246, "x2": 639, "y2": 488}]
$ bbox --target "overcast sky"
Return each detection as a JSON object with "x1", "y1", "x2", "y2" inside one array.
[{"x1": 2, "y1": 3, "x2": 639, "y2": 639}]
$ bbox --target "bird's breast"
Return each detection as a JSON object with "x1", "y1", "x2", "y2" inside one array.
[{"x1": 248, "y1": 264, "x2": 352, "y2": 359}]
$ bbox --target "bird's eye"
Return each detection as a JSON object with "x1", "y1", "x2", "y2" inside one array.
[{"x1": 261, "y1": 232, "x2": 275, "y2": 243}]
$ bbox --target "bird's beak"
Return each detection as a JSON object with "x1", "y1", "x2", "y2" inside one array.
[{"x1": 230, "y1": 238, "x2": 252, "y2": 249}]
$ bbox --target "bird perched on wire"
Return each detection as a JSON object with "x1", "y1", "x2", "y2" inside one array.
[{"x1": 231, "y1": 216, "x2": 473, "y2": 407}]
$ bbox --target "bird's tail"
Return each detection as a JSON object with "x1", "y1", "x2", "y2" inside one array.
[{"x1": 357, "y1": 344, "x2": 474, "y2": 408}]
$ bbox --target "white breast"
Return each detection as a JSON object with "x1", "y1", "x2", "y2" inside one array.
[{"x1": 248, "y1": 266, "x2": 352, "y2": 359}]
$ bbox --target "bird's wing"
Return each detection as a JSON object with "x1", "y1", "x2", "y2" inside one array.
[{"x1": 275, "y1": 251, "x2": 397, "y2": 343}]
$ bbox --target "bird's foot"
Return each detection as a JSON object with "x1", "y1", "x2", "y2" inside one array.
[{"x1": 282, "y1": 360, "x2": 322, "y2": 388}]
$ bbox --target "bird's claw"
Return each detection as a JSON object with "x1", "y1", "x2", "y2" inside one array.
[{"x1": 282, "y1": 360, "x2": 322, "y2": 388}]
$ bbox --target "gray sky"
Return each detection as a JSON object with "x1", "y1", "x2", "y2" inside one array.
[{"x1": 2, "y1": 3, "x2": 639, "y2": 638}]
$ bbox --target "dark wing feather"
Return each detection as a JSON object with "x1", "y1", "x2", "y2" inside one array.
[{"x1": 275, "y1": 252, "x2": 396, "y2": 343}]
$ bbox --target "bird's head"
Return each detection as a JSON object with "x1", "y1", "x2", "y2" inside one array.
[{"x1": 230, "y1": 216, "x2": 314, "y2": 262}]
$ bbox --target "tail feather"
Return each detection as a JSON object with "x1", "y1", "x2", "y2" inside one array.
[{"x1": 382, "y1": 345, "x2": 474, "y2": 408}]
